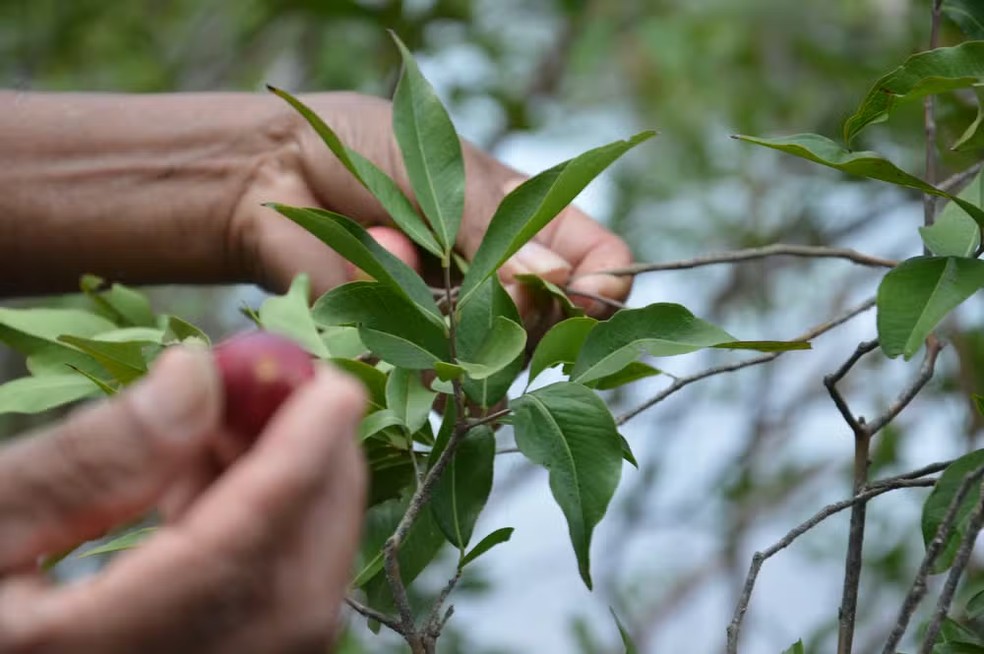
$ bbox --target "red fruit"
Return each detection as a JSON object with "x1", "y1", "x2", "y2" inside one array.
[{"x1": 213, "y1": 331, "x2": 316, "y2": 440}]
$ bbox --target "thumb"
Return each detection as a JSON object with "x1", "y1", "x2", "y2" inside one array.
[{"x1": 0, "y1": 346, "x2": 220, "y2": 573}]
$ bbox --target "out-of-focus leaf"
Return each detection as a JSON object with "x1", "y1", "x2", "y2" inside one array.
[
  {"x1": 58, "y1": 335, "x2": 148, "y2": 384},
  {"x1": 953, "y1": 86, "x2": 984, "y2": 151},
  {"x1": 0, "y1": 308, "x2": 115, "y2": 355},
  {"x1": 515, "y1": 273, "x2": 585, "y2": 317},
  {"x1": 781, "y1": 641, "x2": 805, "y2": 654},
  {"x1": 944, "y1": 1, "x2": 984, "y2": 40},
  {"x1": 0, "y1": 374, "x2": 100, "y2": 415},
  {"x1": 79, "y1": 527, "x2": 157, "y2": 558},
  {"x1": 163, "y1": 315, "x2": 210, "y2": 345},
  {"x1": 610, "y1": 608, "x2": 638, "y2": 654},
  {"x1": 258, "y1": 274, "x2": 329, "y2": 358},
  {"x1": 843, "y1": 42, "x2": 984, "y2": 144},
  {"x1": 80, "y1": 275, "x2": 156, "y2": 327},
  {"x1": 921, "y1": 168, "x2": 984, "y2": 257},
  {"x1": 922, "y1": 449, "x2": 984, "y2": 574}
]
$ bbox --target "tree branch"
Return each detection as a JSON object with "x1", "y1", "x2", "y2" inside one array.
[
  {"x1": 865, "y1": 337, "x2": 942, "y2": 437},
  {"x1": 881, "y1": 464, "x2": 984, "y2": 654},
  {"x1": 346, "y1": 596, "x2": 405, "y2": 634},
  {"x1": 616, "y1": 298, "x2": 876, "y2": 426},
  {"x1": 563, "y1": 286, "x2": 627, "y2": 312},
  {"x1": 922, "y1": 0, "x2": 944, "y2": 231},
  {"x1": 726, "y1": 477, "x2": 935, "y2": 654},
  {"x1": 580, "y1": 244, "x2": 897, "y2": 279}
]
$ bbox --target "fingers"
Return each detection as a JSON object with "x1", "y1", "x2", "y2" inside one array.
[
  {"x1": 0, "y1": 347, "x2": 220, "y2": 573},
  {"x1": 0, "y1": 365, "x2": 369, "y2": 653}
]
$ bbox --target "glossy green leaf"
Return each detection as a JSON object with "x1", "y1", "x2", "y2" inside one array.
[
  {"x1": 529, "y1": 317, "x2": 598, "y2": 384},
  {"x1": 257, "y1": 274, "x2": 328, "y2": 358},
  {"x1": 586, "y1": 361, "x2": 661, "y2": 391},
  {"x1": 457, "y1": 316, "x2": 527, "y2": 381},
  {"x1": 458, "y1": 276, "x2": 525, "y2": 407},
  {"x1": 734, "y1": 133, "x2": 984, "y2": 228},
  {"x1": 458, "y1": 131, "x2": 656, "y2": 306},
  {"x1": 431, "y1": 425, "x2": 495, "y2": 548},
  {"x1": 58, "y1": 335, "x2": 148, "y2": 384},
  {"x1": 314, "y1": 281, "x2": 449, "y2": 369},
  {"x1": 618, "y1": 433, "x2": 638, "y2": 468},
  {"x1": 0, "y1": 307, "x2": 116, "y2": 355},
  {"x1": 385, "y1": 368, "x2": 436, "y2": 433},
  {"x1": 359, "y1": 409, "x2": 405, "y2": 442},
  {"x1": 329, "y1": 358, "x2": 387, "y2": 408},
  {"x1": 572, "y1": 304, "x2": 735, "y2": 385},
  {"x1": 460, "y1": 527, "x2": 514, "y2": 568},
  {"x1": 945, "y1": 0, "x2": 984, "y2": 39},
  {"x1": 843, "y1": 42, "x2": 984, "y2": 145},
  {"x1": 266, "y1": 87, "x2": 442, "y2": 257},
  {"x1": 610, "y1": 608, "x2": 638, "y2": 654},
  {"x1": 922, "y1": 449, "x2": 984, "y2": 574},
  {"x1": 163, "y1": 315, "x2": 210, "y2": 345},
  {"x1": 0, "y1": 374, "x2": 100, "y2": 415},
  {"x1": 515, "y1": 273, "x2": 585, "y2": 317},
  {"x1": 877, "y1": 256, "x2": 984, "y2": 359},
  {"x1": 80, "y1": 275, "x2": 156, "y2": 327},
  {"x1": 390, "y1": 32, "x2": 465, "y2": 254},
  {"x1": 79, "y1": 527, "x2": 156, "y2": 558},
  {"x1": 953, "y1": 86, "x2": 984, "y2": 151},
  {"x1": 921, "y1": 169, "x2": 984, "y2": 257},
  {"x1": 511, "y1": 382, "x2": 623, "y2": 589},
  {"x1": 266, "y1": 205, "x2": 441, "y2": 325}
]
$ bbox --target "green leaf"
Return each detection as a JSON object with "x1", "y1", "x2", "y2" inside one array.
[
  {"x1": 359, "y1": 409, "x2": 405, "y2": 442},
  {"x1": 967, "y1": 587, "x2": 984, "y2": 619},
  {"x1": 952, "y1": 86, "x2": 984, "y2": 151},
  {"x1": 457, "y1": 316, "x2": 527, "y2": 380},
  {"x1": 515, "y1": 273, "x2": 585, "y2": 317},
  {"x1": 25, "y1": 345, "x2": 108, "y2": 379},
  {"x1": 781, "y1": 641, "x2": 805, "y2": 654},
  {"x1": 66, "y1": 364, "x2": 117, "y2": 396},
  {"x1": 330, "y1": 358, "x2": 387, "y2": 408},
  {"x1": 529, "y1": 317, "x2": 598, "y2": 384},
  {"x1": 430, "y1": 425, "x2": 494, "y2": 549},
  {"x1": 733, "y1": 133, "x2": 984, "y2": 228},
  {"x1": 390, "y1": 32, "x2": 465, "y2": 255},
  {"x1": 975, "y1": 394, "x2": 984, "y2": 417},
  {"x1": 586, "y1": 361, "x2": 661, "y2": 391},
  {"x1": 0, "y1": 307, "x2": 116, "y2": 355},
  {"x1": 265, "y1": 87, "x2": 442, "y2": 257},
  {"x1": 80, "y1": 275, "x2": 156, "y2": 327},
  {"x1": 57, "y1": 335, "x2": 148, "y2": 384},
  {"x1": 921, "y1": 168, "x2": 984, "y2": 257},
  {"x1": 922, "y1": 449, "x2": 984, "y2": 574},
  {"x1": 0, "y1": 374, "x2": 100, "y2": 415},
  {"x1": 610, "y1": 608, "x2": 638, "y2": 654},
  {"x1": 458, "y1": 131, "x2": 656, "y2": 306},
  {"x1": 618, "y1": 433, "x2": 638, "y2": 468},
  {"x1": 320, "y1": 326, "x2": 366, "y2": 359},
  {"x1": 877, "y1": 256, "x2": 984, "y2": 359},
  {"x1": 265, "y1": 205, "x2": 442, "y2": 325},
  {"x1": 385, "y1": 368, "x2": 437, "y2": 433},
  {"x1": 163, "y1": 315, "x2": 210, "y2": 345},
  {"x1": 314, "y1": 281, "x2": 449, "y2": 369},
  {"x1": 572, "y1": 304, "x2": 735, "y2": 385},
  {"x1": 457, "y1": 276, "x2": 525, "y2": 407},
  {"x1": 460, "y1": 527, "x2": 514, "y2": 568},
  {"x1": 945, "y1": 0, "x2": 984, "y2": 39},
  {"x1": 843, "y1": 42, "x2": 984, "y2": 145},
  {"x1": 712, "y1": 340, "x2": 811, "y2": 352},
  {"x1": 79, "y1": 527, "x2": 156, "y2": 558},
  {"x1": 935, "y1": 642, "x2": 984, "y2": 654},
  {"x1": 257, "y1": 274, "x2": 329, "y2": 358},
  {"x1": 93, "y1": 328, "x2": 164, "y2": 344},
  {"x1": 511, "y1": 382, "x2": 623, "y2": 589}
]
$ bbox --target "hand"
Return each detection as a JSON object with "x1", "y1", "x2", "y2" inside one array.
[
  {"x1": 0, "y1": 348, "x2": 367, "y2": 654},
  {"x1": 231, "y1": 92, "x2": 633, "y2": 319}
]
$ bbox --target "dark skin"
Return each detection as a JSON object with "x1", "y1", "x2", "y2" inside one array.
[{"x1": 0, "y1": 90, "x2": 633, "y2": 653}]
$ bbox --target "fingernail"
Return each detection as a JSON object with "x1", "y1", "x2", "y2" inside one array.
[
  {"x1": 508, "y1": 242, "x2": 571, "y2": 284},
  {"x1": 129, "y1": 347, "x2": 220, "y2": 439}
]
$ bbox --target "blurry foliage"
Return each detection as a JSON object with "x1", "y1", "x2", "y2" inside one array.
[{"x1": 6, "y1": 0, "x2": 984, "y2": 652}]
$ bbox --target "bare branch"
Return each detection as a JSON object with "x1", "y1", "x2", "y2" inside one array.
[
  {"x1": 580, "y1": 244, "x2": 897, "y2": 279},
  {"x1": 865, "y1": 337, "x2": 943, "y2": 436},
  {"x1": 726, "y1": 477, "x2": 935, "y2": 654},
  {"x1": 938, "y1": 162, "x2": 983, "y2": 194},
  {"x1": 868, "y1": 459, "x2": 952, "y2": 487},
  {"x1": 881, "y1": 464, "x2": 984, "y2": 654},
  {"x1": 823, "y1": 340, "x2": 880, "y2": 438},
  {"x1": 563, "y1": 286, "x2": 627, "y2": 312},
  {"x1": 922, "y1": 0, "x2": 944, "y2": 231},
  {"x1": 616, "y1": 298, "x2": 876, "y2": 426}
]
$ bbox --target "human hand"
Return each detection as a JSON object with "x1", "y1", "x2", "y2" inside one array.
[
  {"x1": 0, "y1": 347, "x2": 367, "y2": 654},
  {"x1": 231, "y1": 92, "x2": 633, "y2": 322}
]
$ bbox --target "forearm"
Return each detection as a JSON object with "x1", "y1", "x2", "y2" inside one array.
[{"x1": 0, "y1": 91, "x2": 295, "y2": 296}]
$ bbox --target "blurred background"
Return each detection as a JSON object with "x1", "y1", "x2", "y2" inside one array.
[{"x1": 2, "y1": 1, "x2": 983, "y2": 652}]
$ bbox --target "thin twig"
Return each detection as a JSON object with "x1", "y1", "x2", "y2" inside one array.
[
  {"x1": 922, "y1": 0, "x2": 944, "y2": 232},
  {"x1": 616, "y1": 298, "x2": 876, "y2": 426},
  {"x1": 580, "y1": 244, "x2": 897, "y2": 279},
  {"x1": 868, "y1": 459, "x2": 952, "y2": 487},
  {"x1": 938, "y1": 162, "x2": 983, "y2": 194},
  {"x1": 865, "y1": 337, "x2": 943, "y2": 436},
  {"x1": 881, "y1": 464, "x2": 984, "y2": 654},
  {"x1": 920, "y1": 475, "x2": 984, "y2": 653},
  {"x1": 424, "y1": 568, "x2": 463, "y2": 638},
  {"x1": 726, "y1": 477, "x2": 935, "y2": 653},
  {"x1": 823, "y1": 340, "x2": 880, "y2": 438},
  {"x1": 345, "y1": 597, "x2": 404, "y2": 634},
  {"x1": 563, "y1": 286, "x2": 627, "y2": 311},
  {"x1": 467, "y1": 408, "x2": 512, "y2": 430}
]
